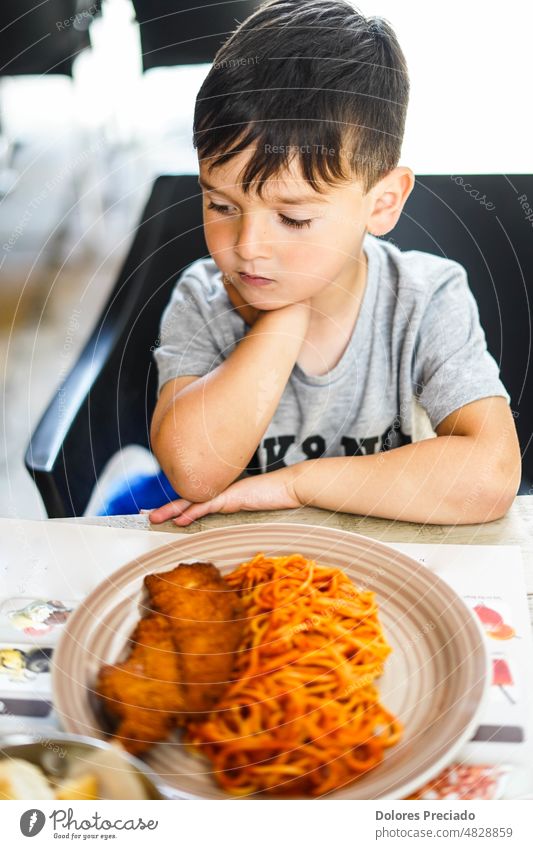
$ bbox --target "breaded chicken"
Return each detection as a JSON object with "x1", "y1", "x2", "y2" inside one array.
[
  {"x1": 95, "y1": 613, "x2": 184, "y2": 755},
  {"x1": 145, "y1": 562, "x2": 244, "y2": 716}
]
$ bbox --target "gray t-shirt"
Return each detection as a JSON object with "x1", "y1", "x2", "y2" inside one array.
[{"x1": 154, "y1": 233, "x2": 510, "y2": 475}]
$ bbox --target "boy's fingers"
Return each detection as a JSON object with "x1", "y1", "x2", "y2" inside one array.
[
  {"x1": 173, "y1": 493, "x2": 227, "y2": 525},
  {"x1": 173, "y1": 502, "x2": 208, "y2": 525},
  {"x1": 148, "y1": 499, "x2": 192, "y2": 522}
]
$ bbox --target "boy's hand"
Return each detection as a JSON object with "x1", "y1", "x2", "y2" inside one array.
[
  {"x1": 223, "y1": 274, "x2": 313, "y2": 328},
  {"x1": 148, "y1": 465, "x2": 302, "y2": 526},
  {"x1": 223, "y1": 275, "x2": 260, "y2": 326}
]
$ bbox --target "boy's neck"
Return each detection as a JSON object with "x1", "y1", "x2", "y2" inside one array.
[{"x1": 308, "y1": 241, "x2": 369, "y2": 328}]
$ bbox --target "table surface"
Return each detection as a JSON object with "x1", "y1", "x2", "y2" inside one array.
[
  {"x1": 50, "y1": 495, "x2": 533, "y2": 799},
  {"x1": 56, "y1": 494, "x2": 533, "y2": 628}
]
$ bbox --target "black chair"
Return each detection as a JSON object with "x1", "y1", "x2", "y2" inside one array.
[
  {"x1": 131, "y1": 0, "x2": 259, "y2": 70},
  {"x1": 389, "y1": 174, "x2": 533, "y2": 491},
  {"x1": 0, "y1": 1, "x2": 100, "y2": 77},
  {"x1": 25, "y1": 174, "x2": 533, "y2": 517},
  {"x1": 0, "y1": 1, "x2": 100, "y2": 197},
  {"x1": 25, "y1": 175, "x2": 206, "y2": 517}
]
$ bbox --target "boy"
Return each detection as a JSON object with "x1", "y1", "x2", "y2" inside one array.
[{"x1": 148, "y1": 0, "x2": 520, "y2": 528}]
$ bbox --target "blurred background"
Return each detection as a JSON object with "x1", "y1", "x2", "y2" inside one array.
[{"x1": 1, "y1": 0, "x2": 531, "y2": 519}]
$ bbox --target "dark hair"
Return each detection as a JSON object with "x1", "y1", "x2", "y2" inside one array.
[{"x1": 192, "y1": 0, "x2": 409, "y2": 197}]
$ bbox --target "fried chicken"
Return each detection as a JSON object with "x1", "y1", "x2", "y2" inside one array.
[
  {"x1": 95, "y1": 561, "x2": 245, "y2": 753},
  {"x1": 95, "y1": 613, "x2": 184, "y2": 755},
  {"x1": 144, "y1": 562, "x2": 244, "y2": 716}
]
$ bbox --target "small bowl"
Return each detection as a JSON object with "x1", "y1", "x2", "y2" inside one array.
[{"x1": 0, "y1": 732, "x2": 172, "y2": 800}]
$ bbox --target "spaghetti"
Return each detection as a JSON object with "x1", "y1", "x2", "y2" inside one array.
[{"x1": 184, "y1": 552, "x2": 403, "y2": 796}]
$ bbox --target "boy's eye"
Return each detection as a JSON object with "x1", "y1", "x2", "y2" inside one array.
[
  {"x1": 278, "y1": 213, "x2": 313, "y2": 230},
  {"x1": 207, "y1": 201, "x2": 237, "y2": 217},
  {"x1": 207, "y1": 201, "x2": 312, "y2": 230}
]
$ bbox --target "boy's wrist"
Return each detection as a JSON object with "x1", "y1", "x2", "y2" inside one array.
[
  {"x1": 257, "y1": 300, "x2": 311, "y2": 333},
  {"x1": 289, "y1": 459, "x2": 317, "y2": 507}
]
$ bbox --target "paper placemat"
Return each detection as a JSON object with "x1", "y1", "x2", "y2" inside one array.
[{"x1": 0, "y1": 518, "x2": 531, "y2": 799}]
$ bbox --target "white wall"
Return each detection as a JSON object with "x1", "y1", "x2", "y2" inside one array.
[
  {"x1": 2, "y1": 0, "x2": 531, "y2": 175},
  {"x1": 354, "y1": 0, "x2": 532, "y2": 174}
]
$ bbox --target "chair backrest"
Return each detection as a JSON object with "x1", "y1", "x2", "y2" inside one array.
[
  {"x1": 0, "y1": 1, "x2": 98, "y2": 77},
  {"x1": 25, "y1": 174, "x2": 533, "y2": 517},
  {"x1": 26, "y1": 175, "x2": 206, "y2": 516},
  {"x1": 389, "y1": 174, "x2": 533, "y2": 493},
  {"x1": 132, "y1": 0, "x2": 259, "y2": 70}
]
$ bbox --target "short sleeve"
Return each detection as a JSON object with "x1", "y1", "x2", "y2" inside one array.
[
  {"x1": 412, "y1": 264, "x2": 511, "y2": 430},
  {"x1": 153, "y1": 268, "x2": 225, "y2": 398}
]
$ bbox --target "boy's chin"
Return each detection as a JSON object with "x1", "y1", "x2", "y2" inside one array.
[
  {"x1": 239, "y1": 289, "x2": 285, "y2": 308},
  {"x1": 237, "y1": 283, "x2": 307, "y2": 311},
  {"x1": 252, "y1": 298, "x2": 289, "y2": 309},
  {"x1": 250, "y1": 298, "x2": 294, "y2": 311}
]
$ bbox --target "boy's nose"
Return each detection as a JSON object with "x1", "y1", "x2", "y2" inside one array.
[{"x1": 235, "y1": 212, "x2": 272, "y2": 260}]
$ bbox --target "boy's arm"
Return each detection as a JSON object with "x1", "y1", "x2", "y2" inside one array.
[
  {"x1": 151, "y1": 301, "x2": 310, "y2": 501},
  {"x1": 291, "y1": 396, "x2": 521, "y2": 524},
  {"x1": 150, "y1": 396, "x2": 521, "y2": 526}
]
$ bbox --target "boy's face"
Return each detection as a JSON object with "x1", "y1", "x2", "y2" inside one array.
[{"x1": 198, "y1": 146, "x2": 381, "y2": 311}]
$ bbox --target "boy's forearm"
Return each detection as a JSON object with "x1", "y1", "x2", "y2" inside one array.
[
  {"x1": 157, "y1": 304, "x2": 309, "y2": 499},
  {"x1": 291, "y1": 435, "x2": 517, "y2": 525}
]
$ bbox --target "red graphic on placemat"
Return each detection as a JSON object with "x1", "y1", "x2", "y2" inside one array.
[
  {"x1": 491, "y1": 658, "x2": 516, "y2": 705},
  {"x1": 405, "y1": 763, "x2": 511, "y2": 800},
  {"x1": 473, "y1": 605, "x2": 516, "y2": 641}
]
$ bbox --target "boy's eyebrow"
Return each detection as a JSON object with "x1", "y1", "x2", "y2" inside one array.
[{"x1": 197, "y1": 176, "x2": 328, "y2": 206}]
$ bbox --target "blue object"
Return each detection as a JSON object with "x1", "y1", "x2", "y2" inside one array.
[{"x1": 97, "y1": 470, "x2": 179, "y2": 516}]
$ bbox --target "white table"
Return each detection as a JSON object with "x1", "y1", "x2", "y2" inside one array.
[{"x1": 5, "y1": 496, "x2": 527, "y2": 800}]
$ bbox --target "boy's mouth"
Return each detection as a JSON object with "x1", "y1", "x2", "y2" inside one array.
[{"x1": 239, "y1": 271, "x2": 274, "y2": 287}]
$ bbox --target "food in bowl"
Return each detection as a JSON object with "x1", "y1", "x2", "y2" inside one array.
[{"x1": 0, "y1": 735, "x2": 165, "y2": 800}]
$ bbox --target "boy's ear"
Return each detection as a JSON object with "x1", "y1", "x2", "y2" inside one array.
[{"x1": 366, "y1": 166, "x2": 415, "y2": 236}]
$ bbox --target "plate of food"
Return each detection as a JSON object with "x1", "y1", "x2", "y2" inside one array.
[{"x1": 51, "y1": 523, "x2": 489, "y2": 799}]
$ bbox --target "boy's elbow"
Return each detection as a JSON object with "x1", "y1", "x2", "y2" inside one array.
[
  {"x1": 151, "y1": 436, "x2": 233, "y2": 503},
  {"x1": 151, "y1": 417, "x2": 247, "y2": 502},
  {"x1": 479, "y1": 488, "x2": 516, "y2": 523},
  {"x1": 485, "y1": 461, "x2": 521, "y2": 522},
  {"x1": 166, "y1": 465, "x2": 228, "y2": 503},
  {"x1": 463, "y1": 460, "x2": 521, "y2": 524}
]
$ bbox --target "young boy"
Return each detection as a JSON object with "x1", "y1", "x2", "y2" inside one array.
[{"x1": 148, "y1": 0, "x2": 521, "y2": 528}]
